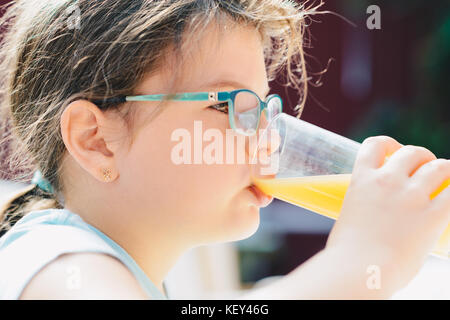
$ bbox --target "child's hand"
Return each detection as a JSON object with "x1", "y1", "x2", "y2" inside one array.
[{"x1": 326, "y1": 135, "x2": 450, "y2": 289}]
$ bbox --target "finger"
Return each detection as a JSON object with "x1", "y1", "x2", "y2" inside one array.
[
  {"x1": 429, "y1": 182, "x2": 450, "y2": 222},
  {"x1": 409, "y1": 159, "x2": 450, "y2": 199},
  {"x1": 356, "y1": 136, "x2": 403, "y2": 170},
  {"x1": 382, "y1": 145, "x2": 437, "y2": 177}
]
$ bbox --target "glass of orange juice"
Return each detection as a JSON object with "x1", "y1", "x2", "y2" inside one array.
[{"x1": 251, "y1": 112, "x2": 449, "y2": 259}]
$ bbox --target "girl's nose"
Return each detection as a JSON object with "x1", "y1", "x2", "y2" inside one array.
[
  {"x1": 252, "y1": 109, "x2": 281, "y2": 155},
  {"x1": 259, "y1": 109, "x2": 270, "y2": 130},
  {"x1": 247, "y1": 118, "x2": 282, "y2": 178}
]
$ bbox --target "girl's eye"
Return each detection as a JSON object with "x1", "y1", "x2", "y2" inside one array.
[{"x1": 208, "y1": 102, "x2": 229, "y2": 114}]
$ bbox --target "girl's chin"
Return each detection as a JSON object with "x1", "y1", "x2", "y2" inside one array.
[
  {"x1": 225, "y1": 204, "x2": 261, "y2": 241},
  {"x1": 203, "y1": 190, "x2": 263, "y2": 243}
]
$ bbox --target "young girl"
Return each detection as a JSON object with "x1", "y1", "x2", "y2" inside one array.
[{"x1": 0, "y1": 0, "x2": 449, "y2": 300}]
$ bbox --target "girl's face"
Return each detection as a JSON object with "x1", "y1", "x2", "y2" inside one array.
[{"x1": 115, "y1": 22, "x2": 272, "y2": 246}]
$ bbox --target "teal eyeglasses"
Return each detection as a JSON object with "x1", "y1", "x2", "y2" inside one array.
[{"x1": 92, "y1": 89, "x2": 283, "y2": 136}]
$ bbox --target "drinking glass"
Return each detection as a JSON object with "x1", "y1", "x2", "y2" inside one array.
[{"x1": 251, "y1": 112, "x2": 450, "y2": 259}]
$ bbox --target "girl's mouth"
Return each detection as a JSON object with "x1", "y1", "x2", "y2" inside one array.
[{"x1": 247, "y1": 184, "x2": 273, "y2": 208}]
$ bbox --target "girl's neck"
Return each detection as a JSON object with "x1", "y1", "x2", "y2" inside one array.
[{"x1": 64, "y1": 202, "x2": 187, "y2": 297}]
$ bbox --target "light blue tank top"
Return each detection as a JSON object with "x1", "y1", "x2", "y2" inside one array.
[{"x1": 0, "y1": 208, "x2": 167, "y2": 300}]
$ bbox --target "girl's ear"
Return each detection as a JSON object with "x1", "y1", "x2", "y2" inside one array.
[{"x1": 60, "y1": 100, "x2": 122, "y2": 183}]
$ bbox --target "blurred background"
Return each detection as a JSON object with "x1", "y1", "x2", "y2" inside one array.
[{"x1": 0, "y1": 0, "x2": 449, "y2": 299}]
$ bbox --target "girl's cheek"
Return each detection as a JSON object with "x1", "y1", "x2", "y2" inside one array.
[{"x1": 135, "y1": 107, "x2": 245, "y2": 191}]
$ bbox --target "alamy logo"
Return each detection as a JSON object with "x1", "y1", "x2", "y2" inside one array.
[
  {"x1": 66, "y1": 265, "x2": 81, "y2": 290},
  {"x1": 366, "y1": 265, "x2": 381, "y2": 290},
  {"x1": 66, "y1": 1, "x2": 81, "y2": 30},
  {"x1": 367, "y1": 5, "x2": 381, "y2": 30},
  {"x1": 170, "y1": 121, "x2": 280, "y2": 175}
]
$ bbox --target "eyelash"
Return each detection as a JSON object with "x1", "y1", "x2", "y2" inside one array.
[{"x1": 208, "y1": 102, "x2": 229, "y2": 114}]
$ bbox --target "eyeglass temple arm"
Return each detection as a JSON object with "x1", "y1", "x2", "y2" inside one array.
[{"x1": 124, "y1": 91, "x2": 231, "y2": 102}]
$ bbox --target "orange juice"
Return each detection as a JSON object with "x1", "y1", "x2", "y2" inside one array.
[{"x1": 254, "y1": 175, "x2": 450, "y2": 258}]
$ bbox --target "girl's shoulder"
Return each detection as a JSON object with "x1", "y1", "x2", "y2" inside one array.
[
  {"x1": 0, "y1": 208, "x2": 162, "y2": 299},
  {"x1": 19, "y1": 251, "x2": 149, "y2": 299},
  {"x1": 0, "y1": 208, "x2": 119, "y2": 264}
]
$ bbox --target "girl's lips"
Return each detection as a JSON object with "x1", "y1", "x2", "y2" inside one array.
[{"x1": 247, "y1": 184, "x2": 273, "y2": 208}]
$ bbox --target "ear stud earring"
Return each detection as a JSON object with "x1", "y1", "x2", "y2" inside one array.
[{"x1": 102, "y1": 168, "x2": 112, "y2": 182}]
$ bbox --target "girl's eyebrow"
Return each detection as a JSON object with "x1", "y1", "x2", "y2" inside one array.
[{"x1": 198, "y1": 79, "x2": 270, "y2": 98}]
